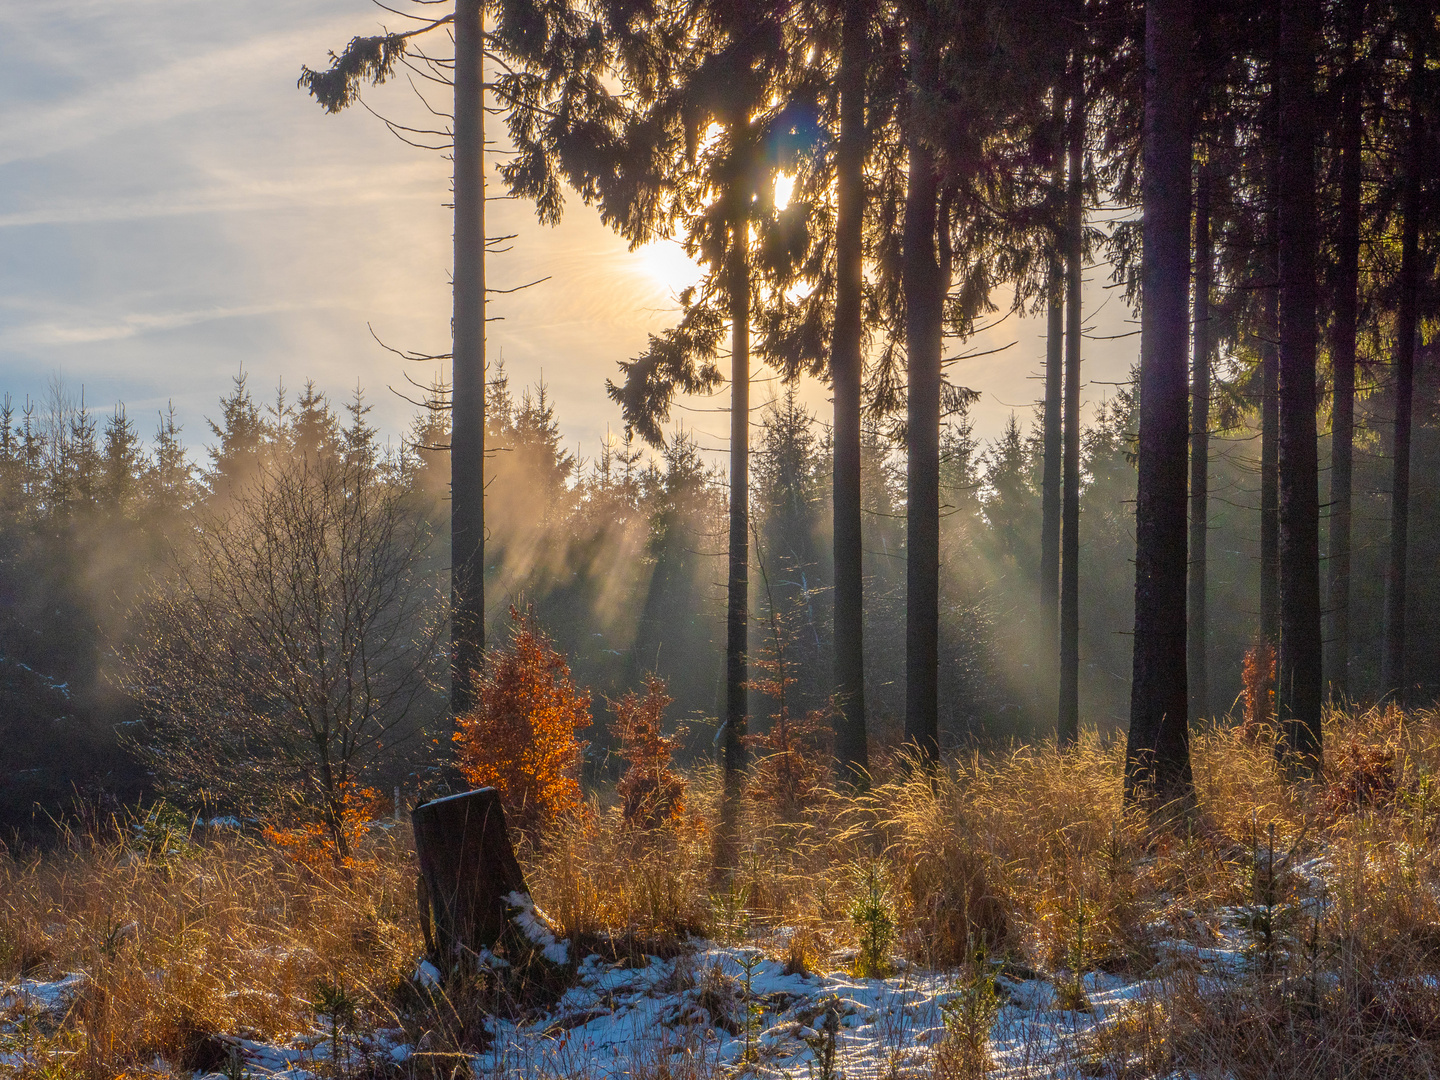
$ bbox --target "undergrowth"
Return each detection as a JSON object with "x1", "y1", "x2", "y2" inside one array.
[{"x1": 4, "y1": 704, "x2": 1440, "y2": 1076}]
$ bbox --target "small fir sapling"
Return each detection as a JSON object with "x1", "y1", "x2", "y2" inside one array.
[{"x1": 849, "y1": 861, "x2": 897, "y2": 978}]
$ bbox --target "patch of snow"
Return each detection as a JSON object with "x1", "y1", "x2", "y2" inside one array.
[
  {"x1": 0, "y1": 972, "x2": 86, "y2": 1015},
  {"x1": 506, "y1": 891, "x2": 569, "y2": 965}
]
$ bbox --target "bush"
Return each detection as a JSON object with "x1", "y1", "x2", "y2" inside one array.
[
  {"x1": 121, "y1": 449, "x2": 443, "y2": 865},
  {"x1": 454, "y1": 608, "x2": 591, "y2": 837},
  {"x1": 261, "y1": 781, "x2": 385, "y2": 871},
  {"x1": 611, "y1": 674, "x2": 687, "y2": 830}
]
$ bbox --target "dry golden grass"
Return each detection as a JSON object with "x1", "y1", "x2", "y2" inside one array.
[
  {"x1": 0, "y1": 819, "x2": 420, "y2": 1076},
  {"x1": 5, "y1": 704, "x2": 1440, "y2": 1077}
]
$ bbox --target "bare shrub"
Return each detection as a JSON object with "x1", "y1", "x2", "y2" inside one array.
[{"x1": 120, "y1": 452, "x2": 443, "y2": 863}]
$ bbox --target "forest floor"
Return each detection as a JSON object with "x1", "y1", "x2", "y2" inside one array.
[{"x1": 5, "y1": 704, "x2": 1440, "y2": 1078}]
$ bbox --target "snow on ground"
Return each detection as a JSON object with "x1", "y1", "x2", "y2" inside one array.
[
  {"x1": 0, "y1": 931, "x2": 1255, "y2": 1079},
  {"x1": 473, "y1": 940, "x2": 1250, "y2": 1080}
]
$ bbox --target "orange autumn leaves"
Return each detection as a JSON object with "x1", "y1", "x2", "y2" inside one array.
[
  {"x1": 455, "y1": 609, "x2": 593, "y2": 835},
  {"x1": 262, "y1": 780, "x2": 386, "y2": 870},
  {"x1": 454, "y1": 608, "x2": 689, "y2": 837},
  {"x1": 611, "y1": 675, "x2": 687, "y2": 829}
]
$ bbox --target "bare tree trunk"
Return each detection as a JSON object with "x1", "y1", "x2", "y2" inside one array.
[
  {"x1": 832, "y1": 0, "x2": 869, "y2": 782},
  {"x1": 1126, "y1": 0, "x2": 1193, "y2": 806},
  {"x1": 1188, "y1": 163, "x2": 1211, "y2": 722},
  {"x1": 904, "y1": 115, "x2": 942, "y2": 763},
  {"x1": 451, "y1": 0, "x2": 486, "y2": 711},
  {"x1": 1059, "y1": 56, "x2": 1084, "y2": 750},
  {"x1": 1040, "y1": 93, "x2": 1066, "y2": 731},
  {"x1": 1274, "y1": 0, "x2": 1323, "y2": 770},
  {"x1": 1261, "y1": 175, "x2": 1280, "y2": 650},
  {"x1": 1381, "y1": 32, "x2": 1426, "y2": 704},
  {"x1": 1327, "y1": 0, "x2": 1364, "y2": 703},
  {"x1": 723, "y1": 159, "x2": 751, "y2": 790},
  {"x1": 1040, "y1": 257, "x2": 1063, "y2": 710}
]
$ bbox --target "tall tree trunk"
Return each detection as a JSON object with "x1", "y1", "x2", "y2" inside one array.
[
  {"x1": 1327, "y1": 0, "x2": 1364, "y2": 703},
  {"x1": 1274, "y1": 0, "x2": 1323, "y2": 769},
  {"x1": 1040, "y1": 257, "x2": 1063, "y2": 687},
  {"x1": 1261, "y1": 200, "x2": 1280, "y2": 651},
  {"x1": 832, "y1": 0, "x2": 869, "y2": 781},
  {"x1": 451, "y1": 0, "x2": 486, "y2": 711},
  {"x1": 1058, "y1": 59, "x2": 1084, "y2": 750},
  {"x1": 723, "y1": 152, "x2": 751, "y2": 790},
  {"x1": 1040, "y1": 93, "x2": 1066, "y2": 731},
  {"x1": 1188, "y1": 163, "x2": 1211, "y2": 722},
  {"x1": 904, "y1": 125, "x2": 943, "y2": 763},
  {"x1": 1125, "y1": 0, "x2": 1193, "y2": 806},
  {"x1": 1381, "y1": 33, "x2": 1425, "y2": 704},
  {"x1": 1260, "y1": 76, "x2": 1281, "y2": 653}
]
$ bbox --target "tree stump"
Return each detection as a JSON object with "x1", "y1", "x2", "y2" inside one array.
[{"x1": 411, "y1": 788, "x2": 530, "y2": 964}]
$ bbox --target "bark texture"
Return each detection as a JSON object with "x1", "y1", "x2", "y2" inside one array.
[
  {"x1": 1059, "y1": 61, "x2": 1084, "y2": 750},
  {"x1": 1040, "y1": 258, "x2": 1063, "y2": 716},
  {"x1": 904, "y1": 130, "x2": 942, "y2": 763},
  {"x1": 1188, "y1": 165, "x2": 1211, "y2": 722},
  {"x1": 1126, "y1": 0, "x2": 1193, "y2": 806},
  {"x1": 1261, "y1": 185, "x2": 1280, "y2": 650},
  {"x1": 1274, "y1": 0, "x2": 1323, "y2": 769},
  {"x1": 451, "y1": 0, "x2": 486, "y2": 711},
  {"x1": 412, "y1": 788, "x2": 529, "y2": 963},
  {"x1": 724, "y1": 175, "x2": 751, "y2": 786},
  {"x1": 1381, "y1": 34, "x2": 1426, "y2": 703},
  {"x1": 832, "y1": 0, "x2": 869, "y2": 781},
  {"x1": 1326, "y1": 0, "x2": 1364, "y2": 702}
]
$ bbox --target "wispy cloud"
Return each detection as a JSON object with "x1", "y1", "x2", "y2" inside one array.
[
  {"x1": 4, "y1": 300, "x2": 346, "y2": 348},
  {"x1": 0, "y1": 166, "x2": 441, "y2": 230},
  {"x1": 0, "y1": 7, "x2": 371, "y2": 168}
]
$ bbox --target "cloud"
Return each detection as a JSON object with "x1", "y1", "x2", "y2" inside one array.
[
  {"x1": 4, "y1": 300, "x2": 344, "y2": 348},
  {"x1": 0, "y1": 164, "x2": 442, "y2": 231},
  {"x1": 0, "y1": 4, "x2": 379, "y2": 168}
]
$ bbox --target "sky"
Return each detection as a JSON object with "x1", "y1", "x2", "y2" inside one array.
[{"x1": 0, "y1": 0, "x2": 1142, "y2": 472}]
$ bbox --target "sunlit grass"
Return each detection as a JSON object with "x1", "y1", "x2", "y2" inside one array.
[{"x1": 4, "y1": 704, "x2": 1440, "y2": 1076}]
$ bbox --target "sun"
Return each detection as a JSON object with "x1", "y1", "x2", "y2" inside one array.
[{"x1": 632, "y1": 237, "x2": 704, "y2": 299}]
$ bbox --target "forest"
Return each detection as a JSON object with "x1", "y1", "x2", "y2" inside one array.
[{"x1": 4, "y1": 0, "x2": 1440, "y2": 1076}]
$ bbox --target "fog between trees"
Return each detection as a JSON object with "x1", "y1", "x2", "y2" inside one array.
[{"x1": 2, "y1": 353, "x2": 1437, "y2": 840}]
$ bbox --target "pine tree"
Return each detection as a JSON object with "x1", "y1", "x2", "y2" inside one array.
[
  {"x1": 293, "y1": 380, "x2": 341, "y2": 463},
  {"x1": 1188, "y1": 164, "x2": 1213, "y2": 722},
  {"x1": 102, "y1": 405, "x2": 145, "y2": 515},
  {"x1": 1058, "y1": 46, "x2": 1085, "y2": 750},
  {"x1": 1379, "y1": 20, "x2": 1427, "y2": 705},
  {"x1": 831, "y1": 0, "x2": 870, "y2": 782},
  {"x1": 150, "y1": 403, "x2": 194, "y2": 516},
  {"x1": 205, "y1": 371, "x2": 268, "y2": 498},
  {"x1": 1324, "y1": 0, "x2": 1366, "y2": 702},
  {"x1": 902, "y1": 10, "x2": 945, "y2": 762},
  {"x1": 300, "y1": 1, "x2": 489, "y2": 708}
]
